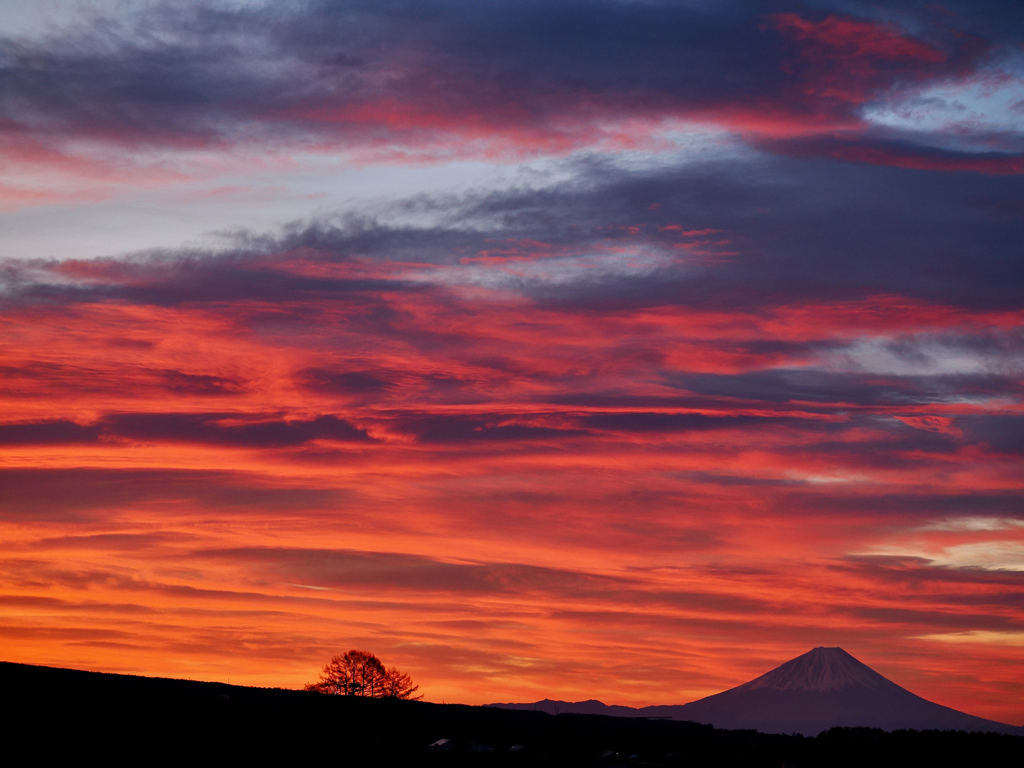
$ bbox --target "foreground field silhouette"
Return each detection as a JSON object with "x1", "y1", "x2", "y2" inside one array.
[{"x1": 3, "y1": 661, "x2": 1019, "y2": 766}]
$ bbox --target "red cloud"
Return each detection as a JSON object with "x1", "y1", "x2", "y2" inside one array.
[
  {"x1": 769, "y1": 13, "x2": 949, "y2": 109},
  {"x1": 772, "y1": 14, "x2": 946, "y2": 63}
]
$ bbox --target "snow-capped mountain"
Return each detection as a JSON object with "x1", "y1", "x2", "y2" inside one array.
[{"x1": 490, "y1": 647, "x2": 1021, "y2": 736}]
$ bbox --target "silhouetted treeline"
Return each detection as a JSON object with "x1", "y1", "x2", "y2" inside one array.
[{"x1": 2, "y1": 662, "x2": 1018, "y2": 766}]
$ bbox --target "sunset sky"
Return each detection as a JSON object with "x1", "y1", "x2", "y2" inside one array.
[{"x1": 1, "y1": 0, "x2": 1023, "y2": 724}]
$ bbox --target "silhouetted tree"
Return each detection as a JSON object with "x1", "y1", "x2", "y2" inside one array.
[
  {"x1": 305, "y1": 650, "x2": 420, "y2": 699},
  {"x1": 381, "y1": 666, "x2": 419, "y2": 699}
]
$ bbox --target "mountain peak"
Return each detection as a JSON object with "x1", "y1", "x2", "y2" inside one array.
[
  {"x1": 490, "y1": 646, "x2": 1020, "y2": 735},
  {"x1": 735, "y1": 647, "x2": 892, "y2": 694}
]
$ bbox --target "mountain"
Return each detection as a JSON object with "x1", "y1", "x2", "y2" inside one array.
[{"x1": 490, "y1": 647, "x2": 1022, "y2": 736}]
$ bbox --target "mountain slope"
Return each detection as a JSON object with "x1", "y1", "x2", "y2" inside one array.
[{"x1": 490, "y1": 647, "x2": 1021, "y2": 736}]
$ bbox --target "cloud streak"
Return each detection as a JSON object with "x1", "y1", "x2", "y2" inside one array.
[{"x1": 2, "y1": 0, "x2": 1023, "y2": 194}]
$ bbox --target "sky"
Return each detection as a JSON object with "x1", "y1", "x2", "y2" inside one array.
[{"x1": 1, "y1": 0, "x2": 1022, "y2": 724}]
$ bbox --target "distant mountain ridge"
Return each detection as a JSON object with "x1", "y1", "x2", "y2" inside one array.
[{"x1": 489, "y1": 647, "x2": 1022, "y2": 736}]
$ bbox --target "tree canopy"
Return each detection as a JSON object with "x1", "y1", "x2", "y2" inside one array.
[{"x1": 305, "y1": 650, "x2": 420, "y2": 700}]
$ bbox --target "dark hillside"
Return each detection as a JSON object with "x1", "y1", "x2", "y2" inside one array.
[{"x1": 1, "y1": 661, "x2": 1019, "y2": 766}]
